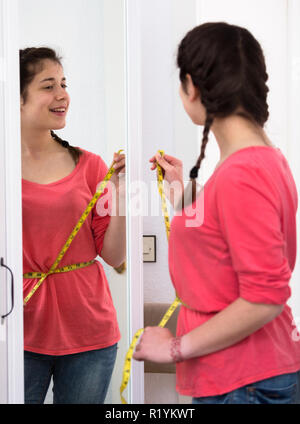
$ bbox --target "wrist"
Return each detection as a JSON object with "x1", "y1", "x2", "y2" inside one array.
[{"x1": 115, "y1": 179, "x2": 126, "y2": 198}]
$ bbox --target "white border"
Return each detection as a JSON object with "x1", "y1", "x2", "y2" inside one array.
[
  {"x1": 125, "y1": 0, "x2": 144, "y2": 404},
  {"x1": 2, "y1": 0, "x2": 24, "y2": 404}
]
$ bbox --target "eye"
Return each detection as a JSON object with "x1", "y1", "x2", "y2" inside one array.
[
  {"x1": 62, "y1": 84, "x2": 68, "y2": 89},
  {"x1": 44, "y1": 86, "x2": 53, "y2": 90}
]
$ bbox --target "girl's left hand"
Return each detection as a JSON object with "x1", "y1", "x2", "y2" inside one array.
[{"x1": 133, "y1": 326, "x2": 175, "y2": 363}]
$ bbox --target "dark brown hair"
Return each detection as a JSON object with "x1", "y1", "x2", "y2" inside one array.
[
  {"x1": 19, "y1": 47, "x2": 83, "y2": 164},
  {"x1": 177, "y1": 22, "x2": 269, "y2": 180}
]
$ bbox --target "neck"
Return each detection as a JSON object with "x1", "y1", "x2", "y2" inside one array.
[
  {"x1": 21, "y1": 127, "x2": 57, "y2": 157},
  {"x1": 211, "y1": 115, "x2": 272, "y2": 166}
]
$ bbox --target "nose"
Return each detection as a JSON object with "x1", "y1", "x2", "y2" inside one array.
[{"x1": 55, "y1": 85, "x2": 68, "y2": 100}]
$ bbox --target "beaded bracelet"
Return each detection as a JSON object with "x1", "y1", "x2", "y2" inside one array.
[{"x1": 170, "y1": 336, "x2": 183, "y2": 363}]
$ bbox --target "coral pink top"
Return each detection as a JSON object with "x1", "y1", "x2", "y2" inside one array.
[
  {"x1": 169, "y1": 146, "x2": 300, "y2": 397},
  {"x1": 22, "y1": 148, "x2": 120, "y2": 355}
]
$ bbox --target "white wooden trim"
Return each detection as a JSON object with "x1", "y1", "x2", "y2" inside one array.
[
  {"x1": 287, "y1": 0, "x2": 300, "y2": 319},
  {"x1": 2, "y1": 0, "x2": 24, "y2": 404},
  {"x1": 0, "y1": 0, "x2": 9, "y2": 404},
  {"x1": 125, "y1": 0, "x2": 144, "y2": 404}
]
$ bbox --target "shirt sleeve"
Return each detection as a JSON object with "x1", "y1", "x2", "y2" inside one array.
[
  {"x1": 90, "y1": 155, "x2": 112, "y2": 257},
  {"x1": 215, "y1": 164, "x2": 291, "y2": 305}
]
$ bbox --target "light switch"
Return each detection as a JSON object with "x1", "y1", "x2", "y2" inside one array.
[{"x1": 143, "y1": 235, "x2": 156, "y2": 262}]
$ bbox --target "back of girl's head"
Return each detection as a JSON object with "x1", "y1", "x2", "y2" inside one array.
[
  {"x1": 177, "y1": 22, "x2": 269, "y2": 180},
  {"x1": 19, "y1": 47, "x2": 82, "y2": 163}
]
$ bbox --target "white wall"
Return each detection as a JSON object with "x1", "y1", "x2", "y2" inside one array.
[
  {"x1": 18, "y1": 0, "x2": 107, "y2": 158},
  {"x1": 141, "y1": 0, "x2": 198, "y2": 305},
  {"x1": 18, "y1": 0, "x2": 127, "y2": 404}
]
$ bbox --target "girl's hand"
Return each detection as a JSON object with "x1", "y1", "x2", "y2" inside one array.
[
  {"x1": 149, "y1": 153, "x2": 183, "y2": 187},
  {"x1": 133, "y1": 327, "x2": 175, "y2": 364},
  {"x1": 150, "y1": 153, "x2": 184, "y2": 208},
  {"x1": 110, "y1": 152, "x2": 126, "y2": 194}
]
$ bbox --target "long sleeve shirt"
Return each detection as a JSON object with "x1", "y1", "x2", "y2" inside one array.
[{"x1": 169, "y1": 146, "x2": 300, "y2": 397}]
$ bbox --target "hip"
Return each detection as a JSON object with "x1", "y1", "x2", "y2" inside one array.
[{"x1": 192, "y1": 371, "x2": 300, "y2": 404}]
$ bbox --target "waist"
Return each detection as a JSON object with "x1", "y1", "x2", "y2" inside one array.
[{"x1": 23, "y1": 259, "x2": 96, "y2": 279}]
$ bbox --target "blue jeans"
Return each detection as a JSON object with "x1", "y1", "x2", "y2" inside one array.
[
  {"x1": 24, "y1": 344, "x2": 118, "y2": 404},
  {"x1": 192, "y1": 371, "x2": 300, "y2": 404}
]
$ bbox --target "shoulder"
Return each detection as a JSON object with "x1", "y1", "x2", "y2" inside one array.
[
  {"x1": 214, "y1": 147, "x2": 283, "y2": 203},
  {"x1": 75, "y1": 147, "x2": 109, "y2": 194},
  {"x1": 215, "y1": 147, "x2": 284, "y2": 183},
  {"x1": 76, "y1": 147, "x2": 108, "y2": 174}
]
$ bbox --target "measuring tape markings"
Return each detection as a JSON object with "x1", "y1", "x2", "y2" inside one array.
[
  {"x1": 23, "y1": 150, "x2": 124, "y2": 306},
  {"x1": 120, "y1": 150, "x2": 183, "y2": 404},
  {"x1": 23, "y1": 260, "x2": 96, "y2": 279}
]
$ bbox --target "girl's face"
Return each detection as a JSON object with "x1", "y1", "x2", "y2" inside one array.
[{"x1": 21, "y1": 59, "x2": 70, "y2": 132}]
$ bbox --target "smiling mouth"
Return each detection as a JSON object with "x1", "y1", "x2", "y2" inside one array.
[{"x1": 50, "y1": 108, "x2": 66, "y2": 113}]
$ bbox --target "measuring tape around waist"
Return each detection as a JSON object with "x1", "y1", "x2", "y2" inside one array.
[
  {"x1": 23, "y1": 259, "x2": 96, "y2": 279},
  {"x1": 120, "y1": 150, "x2": 183, "y2": 404},
  {"x1": 23, "y1": 150, "x2": 124, "y2": 307}
]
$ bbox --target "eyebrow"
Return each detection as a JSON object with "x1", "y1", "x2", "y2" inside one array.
[{"x1": 39, "y1": 77, "x2": 66, "y2": 83}]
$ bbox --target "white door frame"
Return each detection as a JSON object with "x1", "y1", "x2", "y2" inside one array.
[
  {"x1": 125, "y1": 0, "x2": 145, "y2": 404},
  {"x1": 0, "y1": 0, "x2": 24, "y2": 405}
]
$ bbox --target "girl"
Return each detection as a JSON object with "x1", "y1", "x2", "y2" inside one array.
[
  {"x1": 133, "y1": 22, "x2": 300, "y2": 404},
  {"x1": 21, "y1": 47, "x2": 126, "y2": 404}
]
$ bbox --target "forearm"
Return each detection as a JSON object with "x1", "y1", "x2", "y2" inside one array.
[
  {"x1": 101, "y1": 215, "x2": 126, "y2": 267},
  {"x1": 164, "y1": 180, "x2": 184, "y2": 209},
  {"x1": 165, "y1": 180, "x2": 202, "y2": 211},
  {"x1": 100, "y1": 190, "x2": 126, "y2": 267},
  {"x1": 180, "y1": 297, "x2": 284, "y2": 360},
  {"x1": 132, "y1": 298, "x2": 283, "y2": 364}
]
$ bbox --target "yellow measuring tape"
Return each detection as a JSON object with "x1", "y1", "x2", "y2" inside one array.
[
  {"x1": 120, "y1": 150, "x2": 182, "y2": 404},
  {"x1": 23, "y1": 150, "x2": 124, "y2": 306},
  {"x1": 23, "y1": 260, "x2": 96, "y2": 279}
]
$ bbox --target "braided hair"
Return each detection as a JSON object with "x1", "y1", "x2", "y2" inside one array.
[
  {"x1": 20, "y1": 47, "x2": 82, "y2": 164},
  {"x1": 177, "y1": 22, "x2": 269, "y2": 182}
]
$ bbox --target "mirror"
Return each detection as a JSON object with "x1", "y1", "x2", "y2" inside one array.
[
  {"x1": 19, "y1": 0, "x2": 128, "y2": 404},
  {"x1": 140, "y1": 0, "x2": 300, "y2": 405}
]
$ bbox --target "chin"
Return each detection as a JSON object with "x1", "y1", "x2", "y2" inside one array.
[
  {"x1": 52, "y1": 122, "x2": 67, "y2": 130},
  {"x1": 191, "y1": 116, "x2": 204, "y2": 125}
]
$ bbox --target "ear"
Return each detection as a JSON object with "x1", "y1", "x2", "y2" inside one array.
[{"x1": 185, "y1": 74, "x2": 200, "y2": 102}]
